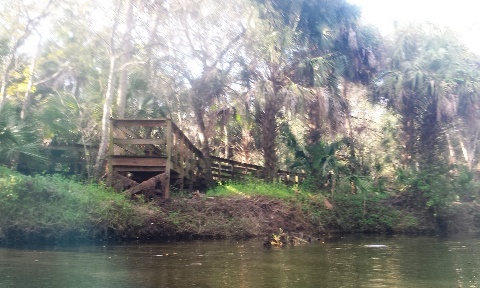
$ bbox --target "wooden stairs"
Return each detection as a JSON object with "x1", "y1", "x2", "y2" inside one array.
[{"x1": 108, "y1": 118, "x2": 304, "y2": 199}]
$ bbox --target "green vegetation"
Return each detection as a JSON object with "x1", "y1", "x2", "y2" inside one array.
[
  {"x1": 0, "y1": 166, "x2": 144, "y2": 242},
  {"x1": 320, "y1": 194, "x2": 418, "y2": 233},
  {"x1": 207, "y1": 179, "x2": 300, "y2": 199},
  {"x1": 0, "y1": 165, "x2": 439, "y2": 243}
]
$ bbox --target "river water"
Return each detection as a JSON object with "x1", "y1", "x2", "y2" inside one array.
[{"x1": 1, "y1": 234, "x2": 479, "y2": 287}]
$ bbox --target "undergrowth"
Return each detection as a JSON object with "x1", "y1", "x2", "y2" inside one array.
[{"x1": 0, "y1": 166, "x2": 144, "y2": 242}]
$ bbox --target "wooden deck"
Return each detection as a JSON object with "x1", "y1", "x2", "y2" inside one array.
[{"x1": 108, "y1": 118, "x2": 304, "y2": 199}]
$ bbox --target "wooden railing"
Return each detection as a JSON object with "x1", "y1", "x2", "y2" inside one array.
[
  {"x1": 210, "y1": 156, "x2": 304, "y2": 184},
  {"x1": 211, "y1": 156, "x2": 262, "y2": 180},
  {"x1": 109, "y1": 118, "x2": 304, "y2": 198},
  {"x1": 169, "y1": 120, "x2": 204, "y2": 190}
]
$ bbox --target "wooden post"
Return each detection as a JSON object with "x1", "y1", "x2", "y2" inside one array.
[
  {"x1": 187, "y1": 145, "x2": 193, "y2": 192},
  {"x1": 107, "y1": 118, "x2": 115, "y2": 186},
  {"x1": 183, "y1": 140, "x2": 188, "y2": 172},
  {"x1": 164, "y1": 120, "x2": 172, "y2": 199},
  {"x1": 178, "y1": 137, "x2": 185, "y2": 193}
]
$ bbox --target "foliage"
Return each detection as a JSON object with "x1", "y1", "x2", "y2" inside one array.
[
  {"x1": 0, "y1": 103, "x2": 47, "y2": 172},
  {"x1": 295, "y1": 138, "x2": 388, "y2": 197},
  {"x1": 0, "y1": 166, "x2": 143, "y2": 241},
  {"x1": 318, "y1": 193, "x2": 413, "y2": 233},
  {"x1": 375, "y1": 25, "x2": 480, "y2": 170},
  {"x1": 395, "y1": 166, "x2": 458, "y2": 212},
  {"x1": 295, "y1": 140, "x2": 346, "y2": 192},
  {"x1": 452, "y1": 166, "x2": 480, "y2": 202},
  {"x1": 36, "y1": 91, "x2": 99, "y2": 178}
]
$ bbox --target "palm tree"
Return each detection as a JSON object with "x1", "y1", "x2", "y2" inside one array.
[
  {"x1": 239, "y1": 0, "x2": 374, "y2": 182},
  {"x1": 375, "y1": 24, "x2": 473, "y2": 170},
  {"x1": 0, "y1": 102, "x2": 47, "y2": 172}
]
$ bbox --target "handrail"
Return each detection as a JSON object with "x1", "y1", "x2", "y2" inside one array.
[
  {"x1": 210, "y1": 155, "x2": 305, "y2": 183},
  {"x1": 210, "y1": 156, "x2": 263, "y2": 170},
  {"x1": 169, "y1": 120, "x2": 204, "y2": 159}
]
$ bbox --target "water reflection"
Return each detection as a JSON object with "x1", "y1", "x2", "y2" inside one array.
[{"x1": 1, "y1": 235, "x2": 480, "y2": 287}]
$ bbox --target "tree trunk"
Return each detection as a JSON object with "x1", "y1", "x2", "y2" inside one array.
[
  {"x1": 240, "y1": 127, "x2": 251, "y2": 163},
  {"x1": 306, "y1": 88, "x2": 327, "y2": 144},
  {"x1": 342, "y1": 81, "x2": 359, "y2": 195},
  {"x1": 145, "y1": 9, "x2": 162, "y2": 80},
  {"x1": 192, "y1": 101, "x2": 215, "y2": 188},
  {"x1": 94, "y1": 56, "x2": 116, "y2": 178},
  {"x1": 470, "y1": 130, "x2": 479, "y2": 170},
  {"x1": 261, "y1": 92, "x2": 280, "y2": 182},
  {"x1": 458, "y1": 130, "x2": 469, "y2": 165},
  {"x1": 343, "y1": 81, "x2": 356, "y2": 161},
  {"x1": 224, "y1": 123, "x2": 229, "y2": 159},
  {"x1": 116, "y1": 0, "x2": 135, "y2": 118},
  {"x1": 459, "y1": 128, "x2": 480, "y2": 170},
  {"x1": 0, "y1": 55, "x2": 15, "y2": 114},
  {"x1": 401, "y1": 96, "x2": 417, "y2": 169},
  {"x1": 20, "y1": 41, "x2": 40, "y2": 120},
  {"x1": 445, "y1": 131, "x2": 456, "y2": 165}
]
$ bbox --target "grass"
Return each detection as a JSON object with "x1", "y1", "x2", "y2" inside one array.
[
  {"x1": 0, "y1": 166, "x2": 144, "y2": 242},
  {"x1": 206, "y1": 179, "x2": 301, "y2": 199}
]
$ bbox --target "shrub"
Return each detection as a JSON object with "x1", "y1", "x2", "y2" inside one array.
[
  {"x1": 396, "y1": 166, "x2": 456, "y2": 212},
  {"x1": 323, "y1": 194, "x2": 399, "y2": 232}
]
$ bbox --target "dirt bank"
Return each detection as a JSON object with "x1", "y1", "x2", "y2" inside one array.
[
  {"x1": 0, "y1": 193, "x2": 462, "y2": 244},
  {"x1": 130, "y1": 194, "x2": 441, "y2": 241},
  {"x1": 132, "y1": 196, "x2": 318, "y2": 240},
  {"x1": 443, "y1": 202, "x2": 480, "y2": 234}
]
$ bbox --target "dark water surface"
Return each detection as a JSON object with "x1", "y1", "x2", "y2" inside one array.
[{"x1": 1, "y1": 235, "x2": 479, "y2": 287}]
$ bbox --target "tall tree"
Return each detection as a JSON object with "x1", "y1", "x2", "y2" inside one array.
[
  {"x1": 154, "y1": 0, "x2": 249, "y2": 187},
  {"x1": 241, "y1": 0, "x2": 375, "y2": 181},
  {"x1": 116, "y1": 0, "x2": 136, "y2": 118},
  {"x1": 375, "y1": 25, "x2": 470, "y2": 170},
  {"x1": 93, "y1": 0, "x2": 125, "y2": 178},
  {"x1": 0, "y1": 0, "x2": 55, "y2": 114}
]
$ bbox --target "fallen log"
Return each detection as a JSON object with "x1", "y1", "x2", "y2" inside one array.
[
  {"x1": 112, "y1": 172, "x2": 139, "y2": 191},
  {"x1": 124, "y1": 172, "x2": 169, "y2": 199}
]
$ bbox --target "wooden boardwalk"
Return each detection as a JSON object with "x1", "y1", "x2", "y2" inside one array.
[{"x1": 108, "y1": 118, "x2": 304, "y2": 199}]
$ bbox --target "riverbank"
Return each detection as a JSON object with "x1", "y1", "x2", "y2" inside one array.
[
  {"x1": 0, "y1": 167, "x2": 476, "y2": 244},
  {"x1": 139, "y1": 193, "x2": 433, "y2": 240},
  {"x1": 136, "y1": 195, "x2": 480, "y2": 241}
]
